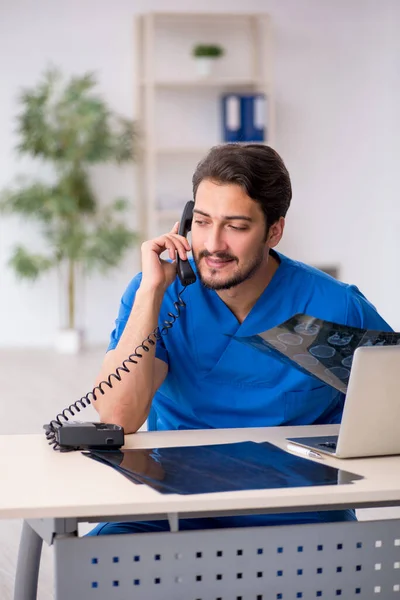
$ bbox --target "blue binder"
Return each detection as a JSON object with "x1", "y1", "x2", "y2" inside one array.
[
  {"x1": 242, "y1": 93, "x2": 266, "y2": 142},
  {"x1": 221, "y1": 93, "x2": 245, "y2": 142},
  {"x1": 221, "y1": 93, "x2": 267, "y2": 143}
]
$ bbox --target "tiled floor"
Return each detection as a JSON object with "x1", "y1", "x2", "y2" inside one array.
[{"x1": 1, "y1": 347, "x2": 399, "y2": 599}]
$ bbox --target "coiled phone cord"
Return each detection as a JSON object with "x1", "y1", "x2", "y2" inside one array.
[{"x1": 44, "y1": 288, "x2": 187, "y2": 451}]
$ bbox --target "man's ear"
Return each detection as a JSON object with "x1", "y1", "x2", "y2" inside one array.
[{"x1": 267, "y1": 217, "x2": 285, "y2": 248}]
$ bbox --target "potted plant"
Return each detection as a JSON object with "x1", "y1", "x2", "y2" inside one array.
[
  {"x1": 192, "y1": 44, "x2": 225, "y2": 77},
  {"x1": 0, "y1": 67, "x2": 137, "y2": 353}
]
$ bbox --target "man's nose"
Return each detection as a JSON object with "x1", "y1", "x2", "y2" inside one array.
[{"x1": 204, "y1": 227, "x2": 228, "y2": 254}]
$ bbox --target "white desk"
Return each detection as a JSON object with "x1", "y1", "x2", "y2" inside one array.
[{"x1": 3, "y1": 424, "x2": 400, "y2": 600}]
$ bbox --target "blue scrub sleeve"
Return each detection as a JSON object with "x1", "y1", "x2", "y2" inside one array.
[
  {"x1": 107, "y1": 273, "x2": 169, "y2": 365},
  {"x1": 345, "y1": 284, "x2": 393, "y2": 331}
]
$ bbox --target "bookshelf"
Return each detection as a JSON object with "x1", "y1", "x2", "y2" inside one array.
[{"x1": 134, "y1": 11, "x2": 274, "y2": 239}]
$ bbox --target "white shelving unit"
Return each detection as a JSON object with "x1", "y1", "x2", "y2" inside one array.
[{"x1": 134, "y1": 11, "x2": 274, "y2": 239}]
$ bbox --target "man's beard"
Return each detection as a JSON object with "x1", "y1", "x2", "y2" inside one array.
[{"x1": 193, "y1": 246, "x2": 265, "y2": 291}]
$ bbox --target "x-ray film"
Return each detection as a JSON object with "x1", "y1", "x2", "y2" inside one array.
[
  {"x1": 84, "y1": 441, "x2": 362, "y2": 495},
  {"x1": 235, "y1": 314, "x2": 400, "y2": 393}
]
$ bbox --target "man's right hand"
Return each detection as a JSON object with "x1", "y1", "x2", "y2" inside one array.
[{"x1": 140, "y1": 222, "x2": 192, "y2": 291}]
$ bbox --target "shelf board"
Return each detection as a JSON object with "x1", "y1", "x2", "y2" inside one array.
[
  {"x1": 155, "y1": 142, "x2": 267, "y2": 155},
  {"x1": 156, "y1": 146, "x2": 211, "y2": 155},
  {"x1": 149, "y1": 11, "x2": 265, "y2": 19},
  {"x1": 140, "y1": 78, "x2": 263, "y2": 88}
]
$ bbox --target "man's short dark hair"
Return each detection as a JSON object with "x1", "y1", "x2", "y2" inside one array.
[{"x1": 192, "y1": 143, "x2": 292, "y2": 231}]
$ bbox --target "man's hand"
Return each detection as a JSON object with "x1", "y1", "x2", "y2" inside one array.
[{"x1": 141, "y1": 222, "x2": 192, "y2": 291}]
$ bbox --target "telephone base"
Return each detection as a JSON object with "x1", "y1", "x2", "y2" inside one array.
[{"x1": 44, "y1": 421, "x2": 124, "y2": 451}]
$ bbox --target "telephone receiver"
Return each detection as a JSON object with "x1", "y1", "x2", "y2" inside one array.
[{"x1": 176, "y1": 200, "x2": 197, "y2": 286}]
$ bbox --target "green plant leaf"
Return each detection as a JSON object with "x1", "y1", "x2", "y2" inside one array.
[
  {"x1": 8, "y1": 246, "x2": 54, "y2": 280},
  {"x1": 83, "y1": 222, "x2": 137, "y2": 272},
  {"x1": 192, "y1": 44, "x2": 224, "y2": 58},
  {"x1": 0, "y1": 181, "x2": 56, "y2": 223},
  {"x1": 112, "y1": 117, "x2": 136, "y2": 164},
  {"x1": 13, "y1": 67, "x2": 136, "y2": 166},
  {"x1": 112, "y1": 197, "x2": 129, "y2": 212}
]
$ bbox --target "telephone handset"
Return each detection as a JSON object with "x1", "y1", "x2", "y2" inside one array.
[
  {"x1": 44, "y1": 202, "x2": 196, "y2": 451},
  {"x1": 176, "y1": 200, "x2": 196, "y2": 286}
]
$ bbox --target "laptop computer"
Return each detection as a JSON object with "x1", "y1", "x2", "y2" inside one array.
[{"x1": 287, "y1": 345, "x2": 400, "y2": 458}]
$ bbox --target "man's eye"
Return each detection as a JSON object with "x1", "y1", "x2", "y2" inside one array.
[
  {"x1": 229, "y1": 225, "x2": 248, "y2": 231},
  {"x1": 194, "y1": 220, "x2": 207, "y2": 226}
]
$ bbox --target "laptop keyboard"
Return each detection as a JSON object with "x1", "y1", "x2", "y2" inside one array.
[
  {"x1": 317, "y1": 441, "x2": 337, "y2": 449},
  {"x1": 287, "y1": 435, "x2": 339, "y2": 454}
]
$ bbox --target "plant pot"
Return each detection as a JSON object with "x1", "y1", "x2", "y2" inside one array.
[
  {"x1": 55, "y1": 328, "x2": 83, "y2": 354},
  {"x1": 194, "y1": 57, "x2": 215, "y2": 78}
]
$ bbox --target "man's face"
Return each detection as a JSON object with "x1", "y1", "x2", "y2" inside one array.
[{"x1": 191, "y1": 179, "x2": 272, "y2": 291}]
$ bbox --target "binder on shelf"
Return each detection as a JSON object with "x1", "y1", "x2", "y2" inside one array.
[
  {"x1": 221, "y1": 93, "x2": 244, "y2": 142},
  {"x1": 221, "y1": 93, "x2": 267, "y2": 143},
  {"x1": 242, "y1": 93, "x2": 266, "y2": 142}
]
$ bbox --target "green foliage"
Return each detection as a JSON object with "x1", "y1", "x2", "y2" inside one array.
[
  {"x1": 15, "y1": 68, "x2": 135, "y2": 164},
  {"x1": 1, "y1": 67, "x2": 138, "y2": 329},
  {"x1": 8, "y1": 246, "x2": 54, "y2": 280},
  {"x1": 192, "y1": 44, "x2": 224, "y2": 58}
]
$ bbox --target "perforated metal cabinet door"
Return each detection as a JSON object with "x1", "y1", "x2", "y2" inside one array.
[{"x1": 55, "y1": 520, "x2": 400, "y2": 600}]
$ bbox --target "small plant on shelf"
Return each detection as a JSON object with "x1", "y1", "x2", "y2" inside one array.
[
  {"x1": 191, "y1": 44, "x2": 225, "y2": 77},
  {"x1": 192, "y1": 44, "x2": 225, "y2": 58}
]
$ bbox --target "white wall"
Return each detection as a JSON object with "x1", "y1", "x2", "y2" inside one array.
[{"x1": 0, "y1": 0, "x2": 399, "y2": 348}]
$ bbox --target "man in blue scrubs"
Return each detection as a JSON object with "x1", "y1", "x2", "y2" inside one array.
[{"x1": 90, "y1": 143, "x2": 391, "y2": 535}]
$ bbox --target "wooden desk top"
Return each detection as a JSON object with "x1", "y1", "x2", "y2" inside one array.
[{"x1": 1, "y1": 425, "x2": 400, "y2": 520}]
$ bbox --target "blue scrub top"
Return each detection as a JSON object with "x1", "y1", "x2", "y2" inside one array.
[{"x1": 108, "y1": 250, "x2": 392, "y2": 432}]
